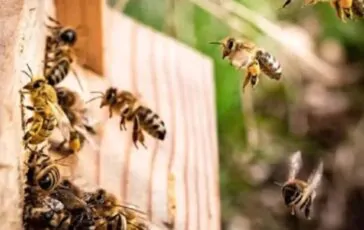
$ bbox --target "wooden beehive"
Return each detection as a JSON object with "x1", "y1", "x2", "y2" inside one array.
[{"x1": 0, "y1": 0, "x2": 220, "y2": 229}]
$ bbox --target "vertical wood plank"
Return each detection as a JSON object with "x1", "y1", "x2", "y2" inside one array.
[
  {"x1": 204, "y1": 58, "x2": 220, "y2": 230},
  {"x1": 54, "y1": 0, "x2": 104, "y2": 75},
  {"x1": 168, "y1": 40, "x2": 188, "y2": 230},
  {"x1": 193, "y1": 52, "x2": 209, "y2": 230},
  {"x1": 0, "y1": 0, "x2": 47, "y2": 229},
  {"x1": 149, "y1": 34, "x2": 171, "y2": 223},
  {"x1": 126, "y1": 23, "x2": 154, "y2": 211}
]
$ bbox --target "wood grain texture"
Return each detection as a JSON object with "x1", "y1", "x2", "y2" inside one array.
[
  {"x1": 0, "y1": 0, "x2": 46, "y2": 229},
  {"x1": 54, "y1": 0, "x2": 104, "y2": 75},
  {"x1": 48, "y1": 4, "x2": 220, "y2": 230}
]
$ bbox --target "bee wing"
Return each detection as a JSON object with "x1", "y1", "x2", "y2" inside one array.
[
  {"x1": 301, "y1": 160, "x2": 324, "y2": 202},
  {"x1": 288, "y1": 150, "x2": 303, "y2": 181},
  {"x1": 47, "y1": 100, "x2": 72, "y2": 141},
  {"x1": 307, "y1": 160, "x2": 324, "y2": 192},
  {"x1": 74, "y1": 125, "x2": 99, "y2": 151}
]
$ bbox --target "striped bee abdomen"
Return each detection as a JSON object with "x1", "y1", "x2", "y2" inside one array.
[
  {"x1": 255, "y1": 50, "x2": 282, "y2": 80},
  {"x1": 37, "y1": 165, "x2": 61, "y2": 192},
  {"x1": 352, "y1": 0, "x2": 364, "y2": 17},
  {"x1": 46, "y1": 58, "x2": 72, "y2": 86},
  {"x1": 282, "y1": 183, "x2": 302, "y2": 206},
  {"x1": 136, "y1": 106, "x2": 166, "y2": 140}
]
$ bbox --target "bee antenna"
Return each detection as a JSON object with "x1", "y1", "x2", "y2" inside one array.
[
  {"x1": 22, "y1": 65, "x2": 33, "y2": 80},
  {"x1": 86, "y1": 96, "x2": 103, "y2": 104},
  {"x1": 26, "y1": 64, "x2": 33, "y2": 76},
  {"x1": 209, "y1": 41, "x2": 222, "y2": 45},
  {"x1": 274, "y1": 181, "x2": 283, "y2": 187},
  {"x1": 90, "y1": 91, "x2": 104, "y2": 96},
  {"x1": 47, "y1": 15, "x2": 61, "y2": 25},
  {"x1": 116, "y1": 204, "x2": 145, "y2": 214}
]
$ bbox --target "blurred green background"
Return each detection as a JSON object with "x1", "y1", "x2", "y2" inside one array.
[{"x1": 108, "y1": 0, "x2": 364, "y2": 229}]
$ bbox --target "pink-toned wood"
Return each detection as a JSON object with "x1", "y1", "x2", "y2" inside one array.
[
  {"x1": 56, "y1": 5, "x2": 219, "y2": 230},
  {"x1": 54, "y1": 0, "x2": 104, "y2": 75},
  {"x1": 0, "y1": 0, "x2": 48, "y2": 229}
]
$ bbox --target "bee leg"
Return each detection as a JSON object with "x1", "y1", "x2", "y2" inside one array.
[
  {"x1": 304, "y1": 198, "x2": 312, "y2": 219},
  {"x1": 245, "y1": 60, "x2": 261, "y2": 91},
  {"x1": 25, "y1": 117, "x2": 34, "y2": 126},
  {"x1": 55, "y1": 138, "x2": 68, "y2": 151},
  {"x1": 331, "y1": 0, "x2": 347, "y2": 22},
  {"x1": 242, "y1": 73, "x2": 251, "y2": 93},
  {"x1": 132, "y1": 116, "x2": 147, "y2": 149},
  {"x1": 341, "y1": 0, "x2": 353, "y2": 20},
  {"x1": 83, "y1": 124, "x2": 97, "y2": 135},
  {"x1": 281, "y1": 0, "x2": 292, "y2": 8},
  {"x1": 24, "y1": 106, "x2": 34, "y2": 111},
  {"x1": 70, "y1": 67, "x2": 85, "y2": 92},
  {"x1": 119, "y1": 115, "x2": 127, "y2": 131},
  {"x1": 109, "y1": 106, "x2": 113, "y2": 118},
  {"x1": 250, "y1": 75, "x2": 259, "y2": 88},
  {"x1": 290, "y1": 206, "x2": 296, "y2": 216},
  {"x1": 68, "y1": 131, "x2": 81, "y2": 153}
]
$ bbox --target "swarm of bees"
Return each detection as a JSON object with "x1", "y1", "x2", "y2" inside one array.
[
  {"x1": 275, "y1": 151, "x2": 324, "y2": 219},
  {"x1": 18, "y1": 2, "x2": 343, "y2": 227},
  {"x1": 281, "y1": 0, "x2": 364, "y2": 22},
  {"x1": 210, "y1": 36, "x2": 282, "y2": 92},
  {"x1": 20, "y1": 16, "x2": 167, "y2": 229}
]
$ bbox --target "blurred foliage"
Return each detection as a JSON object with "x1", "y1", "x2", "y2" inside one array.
[{"x1": 108, "y1": 0, "x2": 364, "y2": 229}]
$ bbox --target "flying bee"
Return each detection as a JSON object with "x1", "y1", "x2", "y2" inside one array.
[
  {"x1": 24, "y1": 145, "x2": 62, "y2": 193},
  {"x1": 352, "y1": 0, "x2": 364, "y2": 17},
  {"x1": 281, "y1": 0, "x2": 354, "y2": 22},
  {"x1": 275, "y1": 151, "x2": 324, "y2": 219},
  {"x1": 86, "y1": 188, "x2": 150, "y2": 230},
  {"x1": 88, "y1": 88, "x2": 166, "y2": 149},
  {"x1": 209, "y1": 37, "x2": 282, "y2": 92},
  {"x1": 44, "y1": 16, "x2": 84, "y2": 90},
  {"x1": 51, "y1": 86, "x2": 98, "y2": 154},
  {"x1": 20, "y1": 65, "x2": 72, "y2": 145}
]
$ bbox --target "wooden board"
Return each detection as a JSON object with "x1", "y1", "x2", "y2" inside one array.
[
  {"x1": 54, "y1": 0, "x2": 104, "y2": 75},
  {"x1": 0, "y1": 0, "x2": 48, "y2": 229},
  {"x1": 60, "y1": 7, "x2": 220, "y2": 230}
]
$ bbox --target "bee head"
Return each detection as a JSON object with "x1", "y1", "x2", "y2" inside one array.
[
  {"x1": 222, "y1": 37, "x2": 236, "y2": 59},
  {"x1": 60, "y1": 28, "x2": 77, "y2": 46},
  {"x1": 100, "y1": 87, "x2": 118, "y2": 108},
  {"x1": 91, "y1": 189, "x2": 106, "y2": 205},
  {"x1": 282, "y1": 183, "x2": 300, "y2": 205},
  {"x1": 209, "y1": 37, "x2": 235, "y2": 59},
  {"x1": 23, "y1": 78, "x2": 47, "y2": 91}
]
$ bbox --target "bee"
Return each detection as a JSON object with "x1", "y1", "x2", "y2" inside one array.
[
  {"x1": 44, "y1": 16, "x2": 83, "y2": 89},
  {"x1": 23, "y1": 196, "x2": 72, "y2": 230},
  {"x1": 86, "y1": 188, "x2": 128, "y2": 230},
  {"x1": 51, "y1": 86, "x2": 98, "y2": 154},
  {"x1": 86, "y1": 189, "x2": 150, "y2": 230},
  {"x1": 281, "y1": 0, "x2": 354, "y2": 22},
  {"x1": 352, "y1": 0, "x2": 364, "y2": 17},
  {"x1": 50, "y1": 180, "x2": 98, "y2": 229},
  {"x1": 20, "y1": 65, "x2": 72, "y2": 146},
  {"x1": 88, "y1": 88, "x2": 166, "y2": 149},
  {"x1": 209, "y1": 37, "x2": 282, "y2": 92},
  {"x1": 275, "y1": 151, "x2": 324, "y2": 219},
  {"x1": 24, "y1": 145, "x2": 62, "y2": 193}
]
